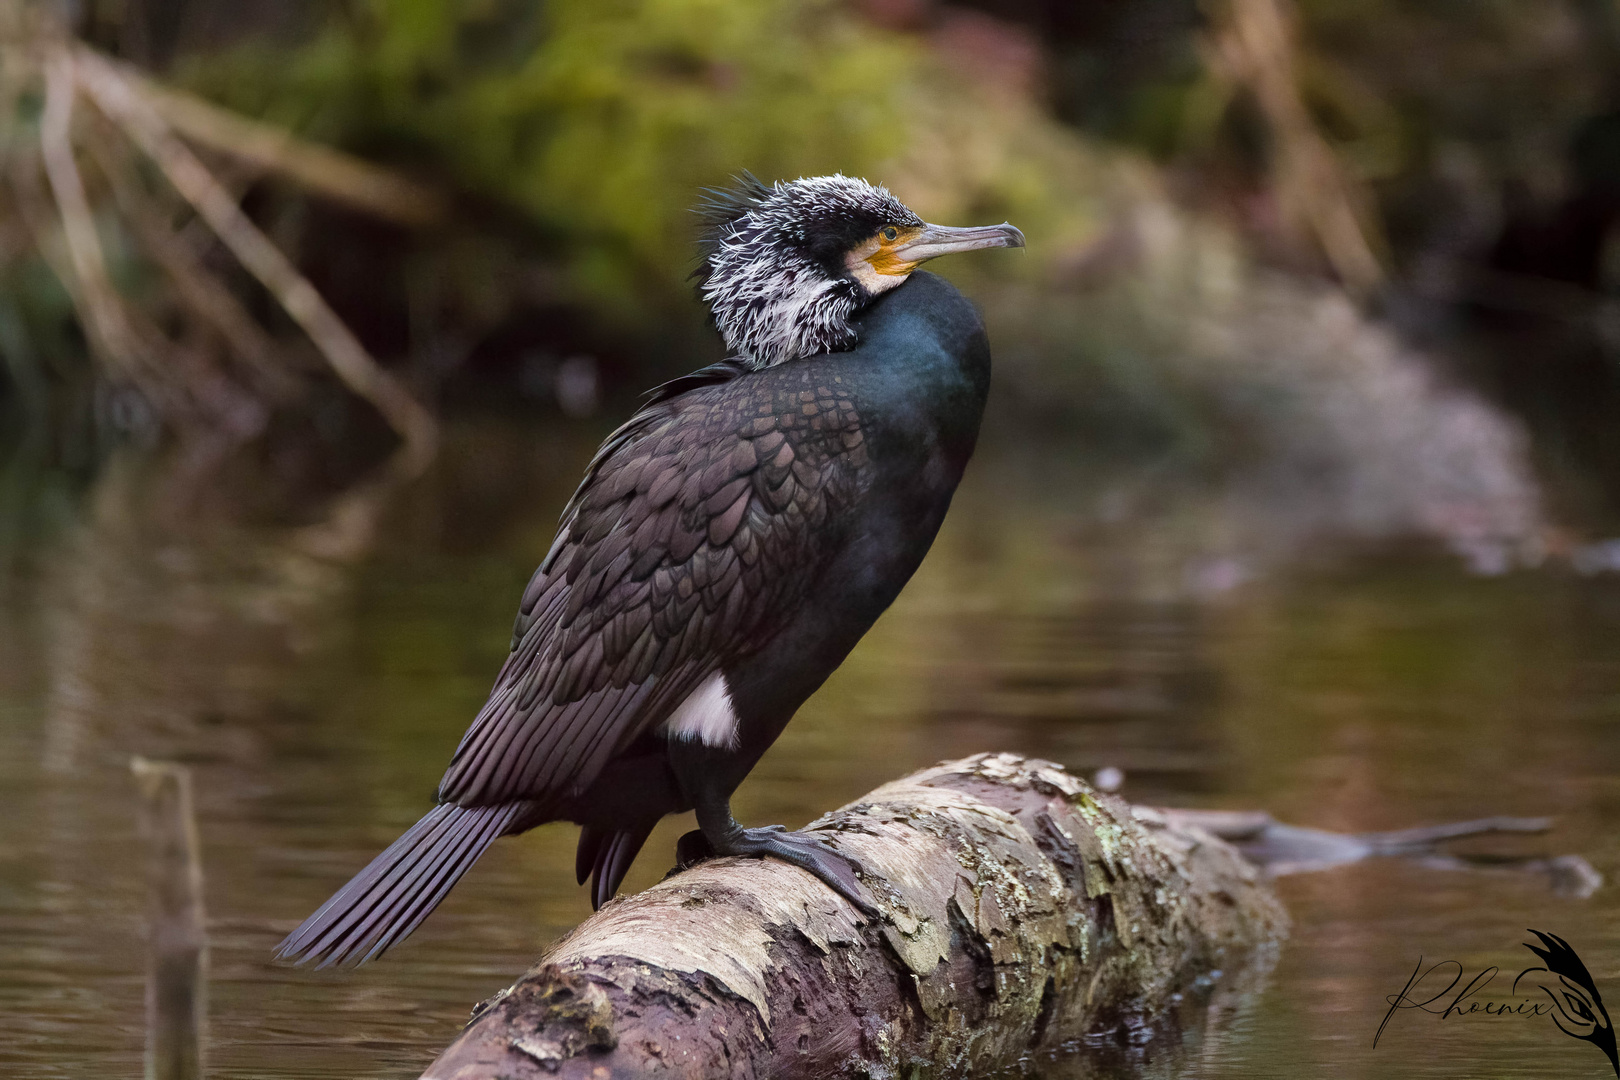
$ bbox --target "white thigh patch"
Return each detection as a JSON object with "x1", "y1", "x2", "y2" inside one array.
[{"x1": 660, "y1": 671, "x2": 739, "y2": 750}]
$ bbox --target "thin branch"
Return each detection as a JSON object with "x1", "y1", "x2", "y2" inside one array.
[
  {"x1": 72, "y1": 45, "x2": 438, "y2": 475},
  {"x1": 35, "y1": 62, "x2": 260, "y2": 437},
  {"x1": 135, "y1": 68, "x2": 448, "y2": 228},
  {"x1": 39, "y1": 51, "x2": 147, "y2": 380},
  {"x1": 1357, "y1": 815, "x2": 1553, "y2": 854},
  {"x1": 4, "y1": 145, "x2": 84, "y2": 381},
  {"x1": 82, "y1": 123, "x2": 301, "y2": 402},
  {"x1": 1206, "y1": 0, "x2": 1385, "y2": 298},
  {"x1": 131, "y1": 757, "x2": 207, "y2": 1080}
]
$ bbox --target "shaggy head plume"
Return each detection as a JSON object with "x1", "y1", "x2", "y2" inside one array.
[{"x1": 694, "y1": 174, "x2": 926, "y2": 369}]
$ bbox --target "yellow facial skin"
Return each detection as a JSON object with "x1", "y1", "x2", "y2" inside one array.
[
  {"x1": 843, "y1": 220, "x2": 1025, "y2": 296},
  {"x1": 844, "y1": 226, "x2": 927, "y2": 295}
]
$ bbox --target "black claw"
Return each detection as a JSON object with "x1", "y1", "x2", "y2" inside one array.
[{"x1": 723, "y1": 826, "x2": 879, "y2": 917}]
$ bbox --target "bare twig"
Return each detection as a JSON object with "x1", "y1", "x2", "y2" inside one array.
[
  {"x1": 35, "y1": 69, "x2": 261, "y2": 437},
  {"x1": 6, "y1": 143, "x2": 93, "y2": 386},
  {"x1": 137, "y1": 75, "x2": 449, "y2": 227},
  {"x1": 1146, "y1": 807, "x2": 1594, "y2": 895},
  {"x1": 1355, "y1": 815, "x2": 1553, "y2": 851},
  {"x1": 82, "y1": 123, "x2": 302, "y2": 402},
  {"x1": 72, "y1": 45, "x2": 438, "y2": 474},
  {"x1": 1206, "y1": 0, "x2": 1385, "y2": 297},
  {"x1": 39, "y1": 52, "x2": 148, "y2": 379},
  {"x1": 131, "y1": 757, "x2": 207, "y2": 1080}
]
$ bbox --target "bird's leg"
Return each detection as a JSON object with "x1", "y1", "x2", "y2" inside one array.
[
  {"x1": 692, "y1": 793, "x2": 879, "y2": 916},
  {"x1": 668, "y1": 739, "x2": 878, "y2": 916}
]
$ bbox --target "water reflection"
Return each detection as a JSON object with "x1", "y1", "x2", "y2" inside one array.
[{"x1": 1, "y1": 414, "x2": 1616, "y2": 1079}]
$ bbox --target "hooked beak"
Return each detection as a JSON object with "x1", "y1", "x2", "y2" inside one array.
[{"x1": 892, "y1": 221, "x2": 1026, "y2": 264}]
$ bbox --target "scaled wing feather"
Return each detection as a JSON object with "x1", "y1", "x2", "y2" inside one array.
[{"x1": 436, "y1": 363, "x2": 864, "y2": 809}]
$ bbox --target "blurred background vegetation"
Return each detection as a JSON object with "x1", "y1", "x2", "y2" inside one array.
[
  {"x1": 2, "y1": 0, "x2": 1616, "y2": 549},
  {"x1": 10, "y1": 5, "x2": 1620, "y2": 1076}
]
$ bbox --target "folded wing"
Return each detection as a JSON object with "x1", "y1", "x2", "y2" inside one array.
[{"x1": 436, "y1": 367, "x2": 861, "y2": 810}]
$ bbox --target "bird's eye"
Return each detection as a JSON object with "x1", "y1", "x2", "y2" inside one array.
[{"x1": 881, "y1": 227, "x2": 899, "y2": 242}]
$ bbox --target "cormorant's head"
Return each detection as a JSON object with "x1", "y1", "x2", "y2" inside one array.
[{"x1": 695, "y1": 174, "x2": 1024, "y2": 369}]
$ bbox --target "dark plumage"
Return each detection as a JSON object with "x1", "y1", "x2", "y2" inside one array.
[{"x1": 278, "y1": 175, "x2": 1023, "y2": 967}]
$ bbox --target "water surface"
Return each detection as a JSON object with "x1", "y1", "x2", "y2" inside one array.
[{"x1": 1, "y1": 415, "x2": 1616, "y2": 1078}]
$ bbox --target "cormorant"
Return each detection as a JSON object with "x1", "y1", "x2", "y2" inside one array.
[{"x1": 277, "y1": 174, "x2": 1024, "y2": 966}]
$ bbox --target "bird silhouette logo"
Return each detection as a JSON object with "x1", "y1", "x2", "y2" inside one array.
[{"x1": 1513, "y1": 929, "x2": 1619, "y2": 1077}]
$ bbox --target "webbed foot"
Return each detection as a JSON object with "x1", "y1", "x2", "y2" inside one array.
[{"x1": 715, "y1": 825, "x2": 878, "y2": 917}]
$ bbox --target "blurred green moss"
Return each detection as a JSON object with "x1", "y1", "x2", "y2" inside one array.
[
  {"x1": 179, "y1": 0, "x2": 932, "y2": 315},
  {"x1": 0, "y1": 0, "x2": 1556, "y2": 549}
]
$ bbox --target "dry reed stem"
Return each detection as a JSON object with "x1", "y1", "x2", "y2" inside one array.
[
  {"x1": 131, "y1": 757, "x2": 207, "y2": 1080},
  {"x1": 38, "y1": 59, "x2": 259, "y2": 434},
  {"x1": 1207, "y1": 0, "x2": 1385, "y2": 297},
  {"x1": 83, "y1": 126, "x2": 301, "y2": 402},
  {"x1": 39, "y1": 52, "x2": 150, "y2": 381},
  {"x1": 71, "y1": 45, "x2": 438, "y2": 474},
  {"x1": 137, "y1": 75, "x2": 449, "y2": 227}
]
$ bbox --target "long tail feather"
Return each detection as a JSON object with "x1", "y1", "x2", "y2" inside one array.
[
  {"x1": 576, "y1": 824, "x2": 607, "y2": 887},
  {"x1": 276, "y1": 802, "x2": 522, "y2": 967},
  {"x1": 586, "y1": 822, "x2": 655, "y2": 911}
]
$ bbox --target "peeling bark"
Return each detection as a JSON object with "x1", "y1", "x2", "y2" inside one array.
[{"x1": 422, "y1": 753, "x2": 1289, "y2": 1079}]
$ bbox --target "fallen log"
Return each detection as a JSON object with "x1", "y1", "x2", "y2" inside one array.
[{"x1": 422, "y1": 753, "x2": 1289, "y2": 1079}]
